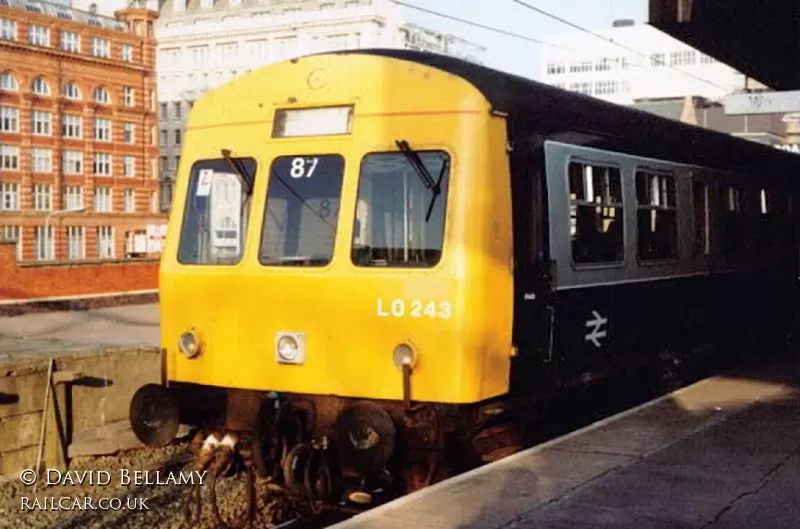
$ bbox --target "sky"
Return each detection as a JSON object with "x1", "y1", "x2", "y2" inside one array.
[
  {"x1": 52, "y1": 0, "x2": 650, "y2": 80},
  {"x1": 400, "y1": 0, "x2": 649, "y2": 79}
]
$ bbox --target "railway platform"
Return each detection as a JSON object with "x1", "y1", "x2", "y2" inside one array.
[{"x1": 331, "y1": 351, "x2": 800, "y2": 529}]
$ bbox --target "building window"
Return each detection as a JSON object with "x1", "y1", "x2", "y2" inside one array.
[
  {"x1": 63, "y1": 185, "x2": 83, "y2": 210},
  {"x1": 94, "y1": 118, "x2": 112, "y2": 142},
  {"x1": 97, "y1": 226, "x2": 114, "y2": 258},
  {"x1": 160, "y1": 155, "x2": 167, "y2": 172},
  {"x1": 124, "y1": 189, "x2": 135, "y2": 212},
  {"x1": 123, "y1": 122, "x2": 135, "y2": 144},
  {"x1": 0, "y1": 145, "x2": 19, "y2": 171},
  {"x1": 93, "y1": 87, "x2": 111, "y2": 104},
  {"x1": 650, "y1": 53, "x2": 665, "y2": 67},
  {"x1": 91, "y1": 37, "x2": 110, "y2": 58},
  {"x1": 123, "y1": 155, "x2": 135, "y2": 177},
  {"x1": 35, "y1": 226, "x2": 54, "y2": 261},
  {"x1": 0, "y1": 106, "x2": 18, "y2": 132},
  {"x1": 122, "y1": 44, "x2": 133, "y2": 62},
  {"x1": 159, "y1": 102, "x2": 167, "y2": 120},
  {"x1": 60, "y1": 31, "x2": 80, "y2": 52},
  {"x1": 150, "y1": 190, "x2": 158, "y2": 213},
  {"x1": 31, "y1": 77, "x2": 50, "y2": 96},
  {"x1": 175, "y1": 155, "x2": 180, "y2": 170},
  {"x1": 150, "y1": 126, "x2": 156, "y2": 145},
  {"x1": 669, "y1": 50, "x2": 696, "y2": 66},
  {"x1": 33, "y1": 184, "x2": 52, "y2": 211},
  {"x1": 0, "y1": 19, "x2": 16, "y2": 41},
  {"x1": 174, "y1": 129, "x2": 181, "y2": 145},
  {"x1": 66, "y1": 226, "x2": 85, "y2": 260},
  {"x1": 31, "y1": 148, "x2": 52, "y2": 173},
  {"x1": 62, "y1": 151, "x2": 82, "y2": 175},
  {"x1": 32, "y1": 110, "x2": 51, "y2": 136},
  {"x1": 28, "y1": 24, "x2": 49, "y2": 46},
  {"x1": 2, "y1": 225, "x2": 22, "y2": 260},
  {"x1": 62, "y1": 81, "x2": 81, "y2": 100},
  {"x1": 0, "y1": 72, "x2": 18, "y2": 91},
  {"x1": 122, "y1": 87, "x2": 135, "y2": 107},
  {"x1": 568, "y1": 162, "x2": 624, "y2": 264},
  {"x1": 636, "y1": 171, "x2": 677, "y2": 261},
  {"x1": 546, "y1": 61, "x2": 565, "y2": 75},
  {"x1": 173, "y1": 102, "x2": 181, "y2": 119},
  {"x1": 93, "y1": 153, "x2": 112, "y2": 176},
  {"x1": 62, "y1": 115, "x2": 82, "y2": 138},
  {"x1": 0, "y1": 181, "x2": 19, "y2": 210},
  {"x1": 94, "y1": 187, "x2": 112, "y2": 212},
  {"x1": 160, "y1": 129, "x2": 168, "y2": 146}
]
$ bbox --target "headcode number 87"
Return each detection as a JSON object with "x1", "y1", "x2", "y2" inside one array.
[{"x1": 290, "y1": 157, "x2": 320, "y2": 178}]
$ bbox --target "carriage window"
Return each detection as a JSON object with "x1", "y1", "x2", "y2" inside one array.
[
  {"x1": 352, "y1": 151, "x2": 449, "y2": 268},
  {"x1": 721, "y1": 184, "x2": 745, "y2": 257},
  {"x1": 755, "y1": 188, "x2": 772, "y2": 253},
  {"x1": 692, "y1": 181, "x2": 709, "y2": 256},
  {"x1": 636, "y1": 171, "x2": 677, "y2": 261},
  {"x1": 259, "y1": 154, "x2": 344, "y2": 266},
  {"x1": 568, "y1": 162, "x2": 623, "y2": 264},
  {"x1": 178, "y1": 158, "x2": 255, "y2": 265}
]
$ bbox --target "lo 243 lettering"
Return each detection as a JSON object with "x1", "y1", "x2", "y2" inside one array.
[{"x1": 377, "y1": 299, "x2": 452, "y2": 319}]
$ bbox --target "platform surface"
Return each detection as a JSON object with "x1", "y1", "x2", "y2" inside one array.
[
  {"x1": 0, "y1": 304, "x2": 159, "y2": 361},
  {"x1": 331, "y1": 353, "x2": 800, "y2": 529}
]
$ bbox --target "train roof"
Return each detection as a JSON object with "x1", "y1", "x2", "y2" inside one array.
[{"x1": 329, "y1": 49, "x2": 800, "y2": 181}]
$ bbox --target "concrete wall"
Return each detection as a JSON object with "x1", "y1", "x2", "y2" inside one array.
[
  {"x1": 0, "y1": 348, "x2": 160, "y2": 477},
  {"x1": 0, "y1": 242, "x2": 159, "y2": 300}
]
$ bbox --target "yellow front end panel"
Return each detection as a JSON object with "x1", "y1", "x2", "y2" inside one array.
[{"x1": 160, "y1": 53, "x2": 514, "y2": 404}]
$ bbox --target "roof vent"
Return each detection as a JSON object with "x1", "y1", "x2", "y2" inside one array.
[{"x1": 612, "y1": 19, "x2": 634, "y2": 28}]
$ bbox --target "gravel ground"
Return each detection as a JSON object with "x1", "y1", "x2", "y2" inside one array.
[{"x1": 0, "y1": 441, "x2": 309, "y2": 529}]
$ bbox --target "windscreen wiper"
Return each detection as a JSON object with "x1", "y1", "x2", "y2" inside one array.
[
  {"x1": 395, "y1": 140, "x2": 445, "y2": 222},
  {"x1": 220, "y1": 148, "x2": 254, "y2": 196}
]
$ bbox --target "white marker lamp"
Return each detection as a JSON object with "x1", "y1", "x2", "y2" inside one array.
[{"x1": 178, "y1": 331, "x2": 202, "y2": 358}]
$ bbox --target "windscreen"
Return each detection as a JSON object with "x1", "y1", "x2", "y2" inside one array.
[
  {"x1": 178, "y1": 158, "x2": 255, "y2": 265},
  {"x1": 259, "y1": 154, "x2": 345, "y2": 266},
  {"x1": 351, "y1": 151, "x2": 450, "y2": 267}
]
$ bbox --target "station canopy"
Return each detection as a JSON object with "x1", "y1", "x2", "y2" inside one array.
[{"x1": 649, "y1": 0, "x2": 800, "y2": 90}]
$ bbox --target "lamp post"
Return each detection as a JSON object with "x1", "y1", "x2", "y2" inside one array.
[{"x1": 44, "y1": 206, "x2": 86, "y2": 260}]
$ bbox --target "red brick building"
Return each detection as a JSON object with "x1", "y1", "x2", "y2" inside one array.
[{"x1": 0, "y1": 0, "x2": 166, "y2": 263}]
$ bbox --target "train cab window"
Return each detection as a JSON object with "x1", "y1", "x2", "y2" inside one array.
[
  {"x1": 259, "y1": 154, "x2": 344, "y2": 266},
  {"x1": 692, "y1": 181, "x2": 710, "y2": 256},
  {"x1": 568, "y1": 162, "x2": 623, "y2": 264},
  {"x1": 721, "y1": 185, "x2": 745, "y2": 257},
  {"x1": 351, "y1": 151, "x2": 450, "y2": 268},
  {"x1": 178, "y1": 157, "x2": 256, "y2": 265},
  {"x1": 636, "y1": 171, "x2": 677, "y2": 261}
]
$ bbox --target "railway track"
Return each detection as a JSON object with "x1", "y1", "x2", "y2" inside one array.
[{"x1": 0, "y1": 346, "x2": 745, "y2": 529}]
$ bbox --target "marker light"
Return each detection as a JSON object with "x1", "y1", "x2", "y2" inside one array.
[
  {"x1": 276, "y1": 332, "x2": 305, "y2": 364},
  {"x1": 178, "y1": 331, "x2": 201, "y2": 358},
  {"x1": 392, "y1": 343, "x2": 417, "y2": 370}
]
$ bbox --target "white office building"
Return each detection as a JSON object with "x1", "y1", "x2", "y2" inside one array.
[
  {"x1": 154, "y1": 0, "x2": 484, "y2": 210},
  {"x1": 541, "y1": 21, "x2": 747, "y2": 105}
]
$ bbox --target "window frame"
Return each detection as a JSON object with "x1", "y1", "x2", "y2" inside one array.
[
  {"x1": 178, "y1": 157, "x2": 257, "y2": 266},
  {"x1": 634, "y1": 167, "x2": 679, "y2": 264},
  {"x1": 349, "y1": 149, "x2": 452, "y2": 270},
  {"x1": 566, "y1": 158, "x2": 626, "y2": 270},
  {"x1": 258, "y1": 153, "x2": 346, "y2": 268}
]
